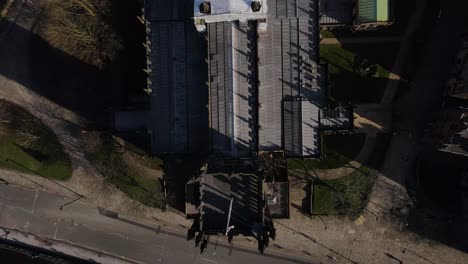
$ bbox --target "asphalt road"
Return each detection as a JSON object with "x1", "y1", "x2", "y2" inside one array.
[{"x1": 0, "y1": 183, "x2": 314, "y2": 264}]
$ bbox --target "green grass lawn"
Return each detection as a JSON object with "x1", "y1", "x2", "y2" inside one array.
[
  {"x1": 312, "y1": 166, "x2": 377, "y2": 215},
  {"x1": 0, "y1": 100, "x2": 72, "y2": 180},
  {"x1": 320, "y1": 30, "x2": 336, "y2": 38},
  {"x1": 82, "y1": 131, "x2": 164, "y2": 208},
  {"x1": 321, "y1": 44, "x2": 391, "y2": 104},
  {"x1": 288, "y1": 133, "x2": 366, "y2": 171}
]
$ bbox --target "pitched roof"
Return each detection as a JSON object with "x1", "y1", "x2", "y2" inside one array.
[
  {"x1": 208, "y1": 21, "x2": 258, "y2": 157},
  {"x1": 258, "y1": 0, "x2": 323, "y2": 153},
  {"x1": 199, "y1": 172, "x2": 261, "y2": 232}
]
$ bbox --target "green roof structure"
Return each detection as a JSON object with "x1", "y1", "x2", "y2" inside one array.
[{"x1": 358, "y1": 0, "x2": 389, "y2": 23}]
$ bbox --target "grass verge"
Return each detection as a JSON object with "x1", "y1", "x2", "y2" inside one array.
[
  {"x1": 288, "y1": 133, "x2": 366, "y2": 171},
  {"x1": 320, "y1": 30, "x2": 336, "y2": 38},
  {"x1": 0, "y1": 100, "x2": 72, "y2": 180},
  {"x1": 312, "y1": 167, "x2": 377, "y2": 215},
  {"x1": 82, "y1": 131, "x2": 164, "y2": 208},
  {"x1": 321, "y1": 44, "x2": 391, "y2": 104}
]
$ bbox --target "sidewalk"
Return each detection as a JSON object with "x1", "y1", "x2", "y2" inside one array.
[
  {"x1": 0, "y1": 181, "x2": 314, "y2": 263},
  {"x1": 0, "y1": 227, "x2": 133, "y2": 264}
]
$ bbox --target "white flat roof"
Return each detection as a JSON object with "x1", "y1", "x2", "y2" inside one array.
[{"x1": 194, "y1": 0, "x2": 268, "y2": 23}]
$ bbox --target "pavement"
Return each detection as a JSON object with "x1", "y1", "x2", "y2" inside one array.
[{"x1": 0, "y1": 181, "x2": 316, "y2": 264}]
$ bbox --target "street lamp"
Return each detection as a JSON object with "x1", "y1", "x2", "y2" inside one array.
[{"x1": 225, "y1": 197, "x2": 234, "y2": 236}]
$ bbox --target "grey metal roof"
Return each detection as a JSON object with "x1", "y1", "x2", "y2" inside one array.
[
  {"x1": 320, "y1": 106, "x2": 353, "y2": 129},
  {"x1": 283, "y1": 100, "x2": 321, "y2": 157},
  {"x1": 145, "y1": 0, "x2": 193, "y2": 21},
  {"x1": 267, "y1": 0, "x2": 316, "y2": 18},
  {"x1": 145, "y1": 0, "x2": 350, "y2": 157},
  {"x1": 208, "y1": 22, "x2": 234, "y2": 155},
  {"x1": 301, "y1": 100, "x2": 321, "y2": 156},
  {"x1": 283, "y1": 100, "x2": 302, "y2": 156},
  {"x1": 148, "y1": 19, "x2": 209, "y2": 154},
  {"x1": 258, "y1": 19, "x2": 283, "y2": 150},
  {"x1": 208, "y1": 21, "x2": 257, "y2": 157},
  {"x1": 259, "y1": 0, "x2": 322, "y2": 152},
  {"x1": 149, "y1": 22, "x2": 188, "y2": 154},
  {"x1": 200, "y1": 172, "x2": 260, "y2": 232},
  {"x1": 232, "y1": 22, "x2": 258, "y2": 157},
  {"x1": 319, "y1": 0, "x2": 354, "y2": 25}
]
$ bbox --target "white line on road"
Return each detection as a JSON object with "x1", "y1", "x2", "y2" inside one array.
[
  {"x1": 201, "y1": 257, "x2": 218, "y2": 264},
  {"x1": 0, "y1": 203, "x2": 33, "y2": 214},
  {"x1": 80, "y1": 223, "x2": 98, "y2": 231},
  {"x1": 54, "y1": 237, "x2": 144, "y2": 264},
  {"x1": 54, "y1": 219, "x2": 60, "y2": 239},
  {"x1": 31, "y1": 189, "x2": 38, "y2": 214}
]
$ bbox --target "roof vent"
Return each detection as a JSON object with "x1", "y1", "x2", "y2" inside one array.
[
  {"x1": 251, "y1": 1, "x2": 261, "y2": 12},
  {"x1": 199, "y1": 2, "x2": 211, "y2": 14}
]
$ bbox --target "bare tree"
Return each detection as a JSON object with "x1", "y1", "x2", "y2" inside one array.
[
  {"x1": 16, "y1": 129, "x2": 39, "y2": 148},
  {"x1": 82, "y1": 131, "x2": 102, "y2": 154},
  {"x1": 39, "y1": 0, "x2": 122, "y2": 69}
]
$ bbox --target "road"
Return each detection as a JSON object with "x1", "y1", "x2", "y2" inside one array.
[{"x1": 0, "y1": 182, "x2": 314, "y2": 264}]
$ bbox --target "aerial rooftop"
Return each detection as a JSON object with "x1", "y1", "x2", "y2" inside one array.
[
  {"x1": 145, "y1": 0, "x2": 353, "y2": 157},
  {"x1": 194, "y1": 0, "x2": 268, "y2": 23}
]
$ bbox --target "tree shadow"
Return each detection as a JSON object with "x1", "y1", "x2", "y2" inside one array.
[
  {"x1": 405, "y1": 151, "x2": 468, "y2": 253},
  {"x1": 0, "y1": 1, "x2": 144, "y2": 126},
  {"x1": 16, "y1": 144, "x2": 50, "y2": 162},
  {"x1": 162, "y1": 154, "x2": 208, "y2": 212}
]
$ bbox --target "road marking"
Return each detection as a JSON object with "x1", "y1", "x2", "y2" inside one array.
[
  {"x1": 1, "y1": 204, "x2": 33, "y2": 214},
  {"x1": 23, "y1": 221, "x2": 30, "y2": 232},
  {"x1": 31, "y1": 189, "x2": 38, "y2": 214},
  {"x1": 201, "y1": 258, "x2": 218, "y2": 264},
  {"x1": 54, "y1": 220, "x2": 60, "y2": 239}
]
